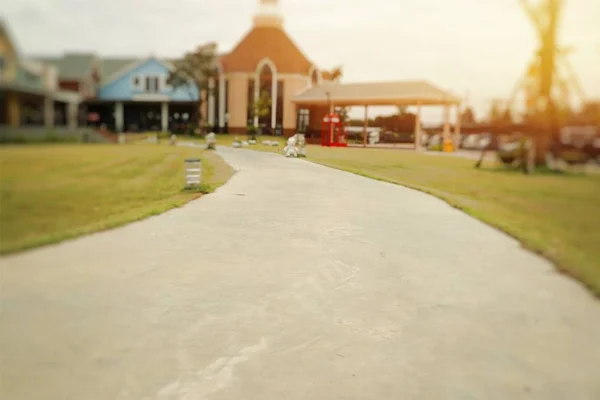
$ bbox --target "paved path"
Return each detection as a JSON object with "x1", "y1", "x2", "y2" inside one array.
[{"x1": 2, "y1": 148, "x2": 599, "y2": 400}]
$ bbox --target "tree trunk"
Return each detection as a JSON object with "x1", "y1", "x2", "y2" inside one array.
[
  {"x1": 534, "y1": 133, "x2": 550, "y2": 165},
  {"x1": 190, "y1": 99, "x2": 202, "y2": 135},
  {"x1": 475, "y1": 147, "x2": 487, "y2": 169},
  {"x1": 524, "y1": 137, "x2": 536, "y2": 174}
]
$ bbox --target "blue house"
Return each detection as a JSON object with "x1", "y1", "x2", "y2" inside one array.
[{"x1": 86, "y1": 57, "x2": 199, "y2": 132}]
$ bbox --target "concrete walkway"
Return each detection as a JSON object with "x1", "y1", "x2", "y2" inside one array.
[{"x1": 1, "y1": 148, "x2": 599, "y2": 400}]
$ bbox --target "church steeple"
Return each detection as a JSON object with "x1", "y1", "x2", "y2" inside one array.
[{"x1": 253, "y1": 0, "x2": 283, "y2": 28}]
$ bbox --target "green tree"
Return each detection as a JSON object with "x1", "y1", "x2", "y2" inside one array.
[
  {"x1": 248, "y1": 90, "x2": 272, "y2": 139},
  {"x1": 487, "y1": 100, "x2": 505, "y2": 124},
  {"x1": 461, "y1": 106, "x2": 477, "y2": 125},
  {"x1": 335, "y1": 106, "x2": 350, "y2": 123},
  {"x1": 168, "y1": 43, "x2": 217, "y2": 133},
  {"x1": 580, "y1": 101, "x2": 600, "y2": 127}
]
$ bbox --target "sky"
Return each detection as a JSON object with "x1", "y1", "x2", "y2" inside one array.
[{"x1": 3, "y1": 0, "x2": 599, "y2": 123}]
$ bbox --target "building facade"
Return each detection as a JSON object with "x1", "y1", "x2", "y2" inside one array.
[
  {"x1": 34, "y1": 54, "x2": 199, "y2": 133},
  {"x1": 215, "y1": 0, "x2": 335, "y2": 137},
  {"x1": 4, "y1": 0, "x2": 459, "y2": 142},
  {"x1": 3, "y1": 0, "x2": 337, "y2": 136},
  {"x1": 0, "y1": 19, "x2": 80, "y2": 130},
  {"x1": 88, "y1": 57, "x2": 198, "y2": 132}
]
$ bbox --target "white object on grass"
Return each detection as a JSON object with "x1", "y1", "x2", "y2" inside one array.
[
  {"x1": 368, "y1": 130, "x2": 380, "y2": 145},
  {"x1": 184, "y1": 158, "x2": 202, "y2": 187},
  {"x1": 206, "y1": 132, "x2": 216, "y2": 149}
]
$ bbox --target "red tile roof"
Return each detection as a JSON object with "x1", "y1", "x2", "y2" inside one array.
[{"x1": 220, "y1": 27, "x2": 313, "y2": 75}]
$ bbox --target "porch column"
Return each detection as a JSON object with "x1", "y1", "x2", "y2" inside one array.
[
  {"x1": 67, "y1": 102, "x2": 78, "y2": 130},
  {"x1": 201, "y1": 92, "x2": 208, "y2": 128},
  {"x1": 115, "y1": 102, "x2": 124, "y2": 132},
  {"x1": 253, "y1": 80, "x2": 259, "y2": 128},
  {"x1": 218, "y1": 74, "x2": 225, "y2": 129},
  {"x1": 414, "y1": 102, "x2": 422, "y2": 151},
  {"x1": 44, "y1": 97, "x2": 54, "y2": 129},
  {"x1": 363, "y1": 105, "x2": 368, "y2": 147},
  {"x1": 454, "y1": 103, "x2": 462, "y2": 151},
  {"x1": 442, "y1": 103, "x2": 452, "y2": 152},
  {"x1": 208, "y1": 77, "x2": 215, "y2": 128},
  {"x1": 329, "y1": 103, "x2": 335, "y2": 144},
  {"x1": 7, "y1": 93, "x2": 21, "y2": 127},
  {"x1": 161, "y1": 102, "x2": 169, "y2": 132},
  {"x1": 271, "y1": 76, "x2": 277, "y2": 130}
]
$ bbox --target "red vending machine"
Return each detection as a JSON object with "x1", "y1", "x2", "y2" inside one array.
[{"x1": 321, "y1": 114, "x2": 348, "y2": 147}]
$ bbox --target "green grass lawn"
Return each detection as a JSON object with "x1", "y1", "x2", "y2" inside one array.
[
  {"x1": 0, "y1": 143, "x2": 233, "y2": 254},
  {"x1": 297, "y1": 146, "x2": 600, "y2": 295}
]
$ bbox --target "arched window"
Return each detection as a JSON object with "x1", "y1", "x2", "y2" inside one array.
[
  {"x1": 258, "y1": 63, "x2": 273, "y2": 129},
  {"x1": 248, "y1": 59, "x2": 278, "y2": 132}
]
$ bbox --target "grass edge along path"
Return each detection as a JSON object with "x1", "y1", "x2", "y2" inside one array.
[
  {"x1": 299, "y1": 147, "x2": 600, "y2": 297},
  {"x1": 0, "y1": 144, "x2": 234, "y2": 255}
]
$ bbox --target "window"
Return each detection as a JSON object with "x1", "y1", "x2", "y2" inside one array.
[
  {"x1": 297, "y1": 109, "x2": 310, "y2": 134},
  {"x1": 133, "y1": 76, "x2": 140, "y2": 89},
  {"x1": 276, "y1": 81, "x2": 284, "y2": 128},
  {"x1": 161, "y1": 75, "x2": 171, "y2": 90},
  {"x1": 145, "y1": 76, "x2": 160, "y2": 93},
  {"x1": 247, "y1": 79, "x2": 255, "y2": 125}
]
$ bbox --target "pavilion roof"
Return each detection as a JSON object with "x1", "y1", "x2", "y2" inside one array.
[{"x1": 293, "y1": 80, "x2": 461, "y2": 106}]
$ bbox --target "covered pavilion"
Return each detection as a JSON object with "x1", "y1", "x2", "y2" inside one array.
[{"x1": 292, "y1": 80, "x2": 462, "y2": 150}]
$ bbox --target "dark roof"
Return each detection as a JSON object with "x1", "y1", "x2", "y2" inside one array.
[
  {"x1": 98, "y1": 57, "x2": 180, "y2": 83},
  {"x1": 31, "y1": 53, "x2": 213, "y2": 85},
  {"x1": 33, "y1": 53, "x2": 97, "y2": 80},
  {"x1": 32, "y1": 55, "x2": 172, "y2": 84},
  {"x1": 98, "y1": 58, "x2": 139, "y2": 81},
  {"x1": 220, "y1": 26, "x2": 313, "y2": 74}
]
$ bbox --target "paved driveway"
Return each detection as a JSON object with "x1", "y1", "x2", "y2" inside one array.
[{"x1": 2, "y1": 147, "x2": 599, "y2": 400}]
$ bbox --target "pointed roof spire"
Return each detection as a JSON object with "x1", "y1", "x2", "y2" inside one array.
[{"x1": 254, "y1": 0, "x2": 283, "y2": 28}]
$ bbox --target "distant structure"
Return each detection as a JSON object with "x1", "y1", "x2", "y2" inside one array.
[
  {"x1": 217, "y1": 0, "x2": 338, "y2": 136},
  {"x1": 0, "y1": 19, "x2": 79, "y2": 129},
  {"x1": 1, "y1": 0, "x2": 460, "y2": 149},
  {"x1": 1, "y1": 17, "x2": 199, "y2": 132},
  {"x1": 32, "y1": 55, "x2": 199, "y2": 133}
]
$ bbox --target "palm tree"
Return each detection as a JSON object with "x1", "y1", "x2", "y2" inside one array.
[
  {"x1": 168, "y1": 43, "x2": 218, "y2": 133},
  {"x1": 330, "y1": 66, "x2": 343, "y2": 82}
]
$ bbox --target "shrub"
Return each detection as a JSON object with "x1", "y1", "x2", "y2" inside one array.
[
  {"x1": 246, "y1": 125, "x2": 258, "y2": 140},
  {"x1": 13, "y1": 134, "x2": 27, "y2": 144},
  {"x1": 45, "y1": 131, "x2": 59, "y2": 143}
]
